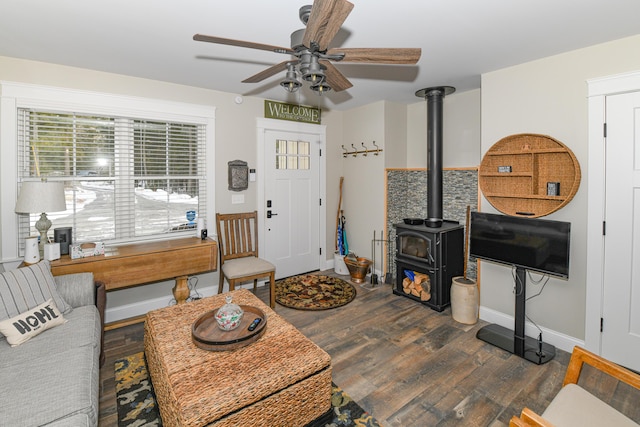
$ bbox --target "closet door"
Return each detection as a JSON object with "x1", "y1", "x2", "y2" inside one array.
[{"x1": 601, "y1": 90, "x2": 640, "y2": 371}]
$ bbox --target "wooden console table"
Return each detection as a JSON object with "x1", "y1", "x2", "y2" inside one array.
[{"x1": 50, "y1": 237, "x2": 217, "y2": 329}]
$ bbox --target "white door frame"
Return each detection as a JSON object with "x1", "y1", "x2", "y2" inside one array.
[
  {"x1": 586, "y1": 70, "x2": 640, "y2": 353},
  {"x1": 256, "y1": 118, "x2": 328, "y2": 272}
]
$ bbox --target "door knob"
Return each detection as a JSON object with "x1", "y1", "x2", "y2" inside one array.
[{"x1": 267, "y1": 210, "x2": 278, "y2": 218}]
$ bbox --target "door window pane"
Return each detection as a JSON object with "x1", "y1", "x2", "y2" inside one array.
[{"x1": 275, "y1": 139, "x2": 310, "y2": 170}]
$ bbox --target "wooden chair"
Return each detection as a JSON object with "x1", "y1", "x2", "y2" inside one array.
[
  {"x1": 216, "y1": 211, "x2": 276, "y2": 308},
  {"x1": 509, "y1": 346, "x2": 640, "y2": 426}
]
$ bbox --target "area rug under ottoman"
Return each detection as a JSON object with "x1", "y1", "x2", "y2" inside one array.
[{"x1": 115, "y1": 352, "x2": 382, "y2": 427}]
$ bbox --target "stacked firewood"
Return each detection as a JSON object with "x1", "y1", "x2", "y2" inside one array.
[{"x1": 402, "y1": 271, "x2": 431, "y2": 301}]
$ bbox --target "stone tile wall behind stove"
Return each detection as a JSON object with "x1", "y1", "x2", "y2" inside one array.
[{"x1": 386, "y1": 169, "x2": 478, "y2": 280}]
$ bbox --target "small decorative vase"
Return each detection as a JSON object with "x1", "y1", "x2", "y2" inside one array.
[{"x1": 214, "y1": 296, "x2": 244, "y2": 331}]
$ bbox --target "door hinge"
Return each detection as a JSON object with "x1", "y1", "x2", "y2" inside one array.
[
  {"x1": 603, "y1": 122, "x2": 607, "y2": 138},
  {"x1": 319, "y1": 247, "x2": 322, "y2": 255},
  {"x1": 319, "y1": 198, "x2": 322, "y2": 206},
  {"x1": 600, "y1": 317, "x2": 604, "y2": 332},
  {"x1": 603, "y1": 221, "x2": 606, "y2": 236},
  {"x1": 319, "y1": 148, "x2": 322, "y2": 157}
]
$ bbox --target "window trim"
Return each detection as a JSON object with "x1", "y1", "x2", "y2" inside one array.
[{"x1": 1, "y1": 81, "x2": 216, "y2": 262}]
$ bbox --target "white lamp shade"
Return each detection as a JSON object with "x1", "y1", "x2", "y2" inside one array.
[{"x1": 15, "y1": 181, "x2": 66, "y2": 214}]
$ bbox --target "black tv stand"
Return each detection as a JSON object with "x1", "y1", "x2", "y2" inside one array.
[{"x1": 476, "y1": 267, "x2": 556, "y2": 365}]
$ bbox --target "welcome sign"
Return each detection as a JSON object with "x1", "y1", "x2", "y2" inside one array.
[{"x1": 264, "y1": 100, "x2": 321, "y2": 124}]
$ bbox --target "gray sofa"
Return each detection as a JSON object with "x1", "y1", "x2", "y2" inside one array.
[{"x1": 0, "y1": 261, "x2": 101, "y2": 426}]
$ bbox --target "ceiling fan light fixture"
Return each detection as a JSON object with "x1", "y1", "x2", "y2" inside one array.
[
  {"x1": 280, "y1": 64, "x2": 302, "y2": 93},
  {"x1": 281, "y1": 78, "x2": 302, "y2": 93},
  {"x1": 311, "y1": 80, "x2": 331, "y2": 95},
  {"x1": 301, "y1": 55, "x2": 325, "y2": 83}
]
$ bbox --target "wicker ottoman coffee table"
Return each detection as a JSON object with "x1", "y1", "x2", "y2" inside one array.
[{"x1": 144, "y1": 288, "x2": 332, "y2": 427}]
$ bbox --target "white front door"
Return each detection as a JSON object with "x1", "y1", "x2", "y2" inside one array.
[
  {"x1": 258, "y1": 120, "x2": 325, "y2": 279},
  {"x1": 602, "y1": 90, "x2": 640, "y2": 371}
]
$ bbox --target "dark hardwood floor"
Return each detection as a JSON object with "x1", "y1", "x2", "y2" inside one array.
[{"x1": 97, "y1": 272, "x2": 638, "y2": 426}]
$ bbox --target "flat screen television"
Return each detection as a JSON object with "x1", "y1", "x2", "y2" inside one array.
[{"x1": 469, "y1": 212, "x2": 571, "y2": 278}]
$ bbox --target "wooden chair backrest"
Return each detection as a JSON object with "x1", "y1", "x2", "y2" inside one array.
[
  {"x1": 563, "y1": 346, "x2": 640, "y2": 389},
  {"x1": 509, "y1": 346, "x2": 640, "y2": 427},
  {"x1": 216, "y1": 211, "x2": 259, "y2": 263}
]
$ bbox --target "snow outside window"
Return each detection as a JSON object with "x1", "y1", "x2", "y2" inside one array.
[{"x1": 16, "y1": 109, "x2": 207, "y2": 250}]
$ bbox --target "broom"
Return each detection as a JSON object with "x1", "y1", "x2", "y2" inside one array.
[{"x1": 335, "y1": 177, "x2": 343, "y2": 253}]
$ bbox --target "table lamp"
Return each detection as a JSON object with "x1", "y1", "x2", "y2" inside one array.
[{"x1": 15, "y1": 180, "x2": 67, "y2": 256}]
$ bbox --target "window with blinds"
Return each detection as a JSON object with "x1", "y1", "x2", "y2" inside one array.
[{"x1": 17, "y1": 109, "x2": 207, "y2": 246}]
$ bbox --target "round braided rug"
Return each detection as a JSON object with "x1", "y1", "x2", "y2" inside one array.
[{"x1": 275, "y1": 274, "x2": 357, "y2": 310}]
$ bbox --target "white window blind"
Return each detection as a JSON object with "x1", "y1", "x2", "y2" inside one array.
[{"x1": 17, "y1": 108, "x2": 207, "y2": 248}]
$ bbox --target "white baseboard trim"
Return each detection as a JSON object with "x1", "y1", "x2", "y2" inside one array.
[
  {"x1": 327, "y1": 257, "x2": 334, "y2": 270},
  {"x1": 479, "y1": 306, "x2": 584, "y2": 354}
]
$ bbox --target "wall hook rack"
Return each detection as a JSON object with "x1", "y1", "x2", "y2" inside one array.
[{"x1": 341, "y1": 142, "x2": 384, "y2": 158}]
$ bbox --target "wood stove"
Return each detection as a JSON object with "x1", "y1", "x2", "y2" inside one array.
[
  {"x1": 393, "y1": 85, "x2": 464, "y2": 311},
  {"x1": 394, "y1": 220, "x2": 464, "y2": 311}
]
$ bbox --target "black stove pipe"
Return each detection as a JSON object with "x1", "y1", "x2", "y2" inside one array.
[{"x1": 415, "y1": 86, "x2": 455, "y2": 228}]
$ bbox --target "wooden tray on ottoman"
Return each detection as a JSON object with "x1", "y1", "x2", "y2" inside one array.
[
  {"x1": 144, "y1": 289, "x2": 332, "y2": 427},
  {"x1": 191, "y1": 305, "x2": 266, "y2": 351}
]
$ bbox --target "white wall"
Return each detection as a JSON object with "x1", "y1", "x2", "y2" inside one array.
[
  {"x1": 340, "y1": 101, "x2": 386, "y2": 259},
  {"x1": 384, "y1": 101, "x2": 408, "y2": 169},
  {"x1": 323, "y1": 109, "x2": 345, "y2": 259},
  {"x1": 407, "y1": 89, "x2": 481, "y2": 169},
  {"x1": 480, "y1": 34, "x2": 640, "y2": 343}
]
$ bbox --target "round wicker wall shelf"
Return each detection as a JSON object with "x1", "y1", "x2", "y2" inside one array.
[{"x1": 479, "y1": 133, "x2": 581, "y2": 218}]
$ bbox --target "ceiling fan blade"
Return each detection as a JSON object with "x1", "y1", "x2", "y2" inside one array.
[
  {"x1": 193, "y1": 34, "x2": 294, "y2": 55},
  {"x1": 320, "y1": 60, "x2": 352, "y2": 92},
  {"x1": 303, "y1": 0, "x2": 354, "y2": 52},
  {"x1": 242, "y1": 61, "x2": 291, "y2": 83},
  {"x1": 328, "y1": 47, "x2": 422, "y2": 64}
]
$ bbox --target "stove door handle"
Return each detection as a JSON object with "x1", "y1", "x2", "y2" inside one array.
[{"x1": 427, "y1": 247, "x2": 435, "y2": 264}]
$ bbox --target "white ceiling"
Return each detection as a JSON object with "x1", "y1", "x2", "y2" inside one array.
[{"x1": 1, "y1": 0, "x2": 640, "y2": 111}]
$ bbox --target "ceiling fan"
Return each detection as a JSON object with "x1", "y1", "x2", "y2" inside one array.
[{"x1": 193, "y1": 0, "x2": 421, "y2": 95}]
